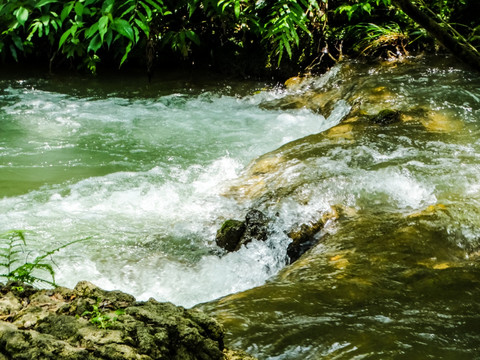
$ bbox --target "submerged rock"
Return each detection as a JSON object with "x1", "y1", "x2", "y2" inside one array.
[
  {"x1": 0, "y1": 281, "x2": 255, "y2": 360},
  {"x1": 259, "y1": 89, "x2": 340, "y2": 118},
  {"x1": 368, "y1": 109, "x2": 401, "y2": 125},
  {"x1": 216, "y1": 210, "x2": 269, "y2": 252}
]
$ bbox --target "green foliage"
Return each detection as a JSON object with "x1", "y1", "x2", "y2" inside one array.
[
  {"x1": 1, "y1": 0, "x2": 478, "y2": 74},
  {"x1": 0, "y1": 230, "x2": 86, "y2": 287},
  {"x1": 0, "y1": 0, "x2": 328, "y2": 72},
  {"x1": 82, "y1": 298, "x2": 125, "y2": 329},
  {"x1": 347, "y1": 22, "x2": 409, "y2": 57},
  {"x1": 0, "y1": 0, "x2": 168, "y2": 71},
  {"x1": 263, "y1": 0, "x2": 321, "y2": 66},
  {"x1": 336, "y1": 0, "x2": 391, "y2": 21}
]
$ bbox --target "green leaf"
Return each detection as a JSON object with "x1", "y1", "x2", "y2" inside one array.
[
  {"x1": 85, "y1": 23, "x2": 98, "y2": 38},
  {"x1": 9, "y1": 45, "x2": 18, "y2": 62},
  {"x1": 51, "y1": 19, "x2": 58, "y2": 31},
  {"x1": 36, "y1": 0, "x2": 59, "y2": 8},
  {"x1": 283, "y1": 37, "x2": 292, "y2": 58},
  {"x1": 113, "y1": 19, "x2": 134, "y2": 42},
  {"x1": 362, "y1": 3, "x2": 372, "y2": 14},
  {"x1": 185, "y1": 30, "x2": 200, "y2": 46},
  {"x1": 218, "y1": 0, "x2": 230, "y2": 12},
  {"x1": 98, "y1": 15, "x2": 109, "y2": 41},
  {"x1": 134, "y1": 18, "x2": 149, "y2": 37},
  {"x1": 139, "y1": 1, "x2": 152, "y2": 18},
  {"x1": 40, "y1": 14, "x2": 50, "y2": 27},
  {"x1": 61, "y1": 2, "x2": 74, "y2": 22},
  {"x1": 58, "y1": 28, "x2": 72, "y2": 48},
  {"x1": 102, "y1": 0, "x2": 115, "y2": 14},
  {"x1": 12, "y1": 34, "x2": 24, "y2": 51},
  {"x1": 119, "y1": 41, "x2": 133, "y2": 67},
  {"x1": 105, "y1": 29, "x2": 113, "y2": 47},
  {"x1": 27, "y1": 22, "x2": 40, "y2": 41},
  {"x1": 88, "y1": 33, "x2": 103, "y2": 52},
  {"x1": 234, "y1": 0, "x2": 240, "y2": 19},
  {"x1": 74, "y1": 2, "x2": 84, "y2": 17},
  {"x1": 142, "y1": 0, "x2": 164, "y2": 13},
  {"x1": 120, "y1": 4, "x2": 136, "y2": 19},
  {"x1": 133, "y1": 26, "x2": 139, "y2": 43},
  {"x1": 15, "y1": 7, "x2": 29, "y2": 26}
]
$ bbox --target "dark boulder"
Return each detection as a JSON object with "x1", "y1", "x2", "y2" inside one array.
[
  {"x1": 215, "y1": 220, "x2": 246, "y2": 252},
  {"x1": 242, "y1": 209, "x2": 269, "y2": 244},
  {"x1": 369, "y1": 109, "x2": 401, "y2": 125},
  {"x1": 215, "y1": 210, "x2": 270, "y2": 252}
]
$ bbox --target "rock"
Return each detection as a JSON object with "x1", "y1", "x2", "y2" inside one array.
[
  {"x1": 284, "y1": 76, "x2": 304, "y2": 90},
  {"x1": 215, "y1": 220, "x2": 246, "y2": 252},
  {"x1": 215, "y1": 210, "x2": 270, "y2": 252},
  {"x1": 420, "y1": 110, "x2": 463, "y2": 132},
  {"x1": 287, "y1": 219, "x2": 325, "y2": 263},
  {"x1": 368, "y1": 109, "x2": 401, "y2": 125},
  {"x1": 223, "y1": 348, "x2": 257, "y2": 360},
  {"x1": 258, "y1": 90, "x2": 339, "y2": 118},
  {"x1": 0, "y1": 291, "x2": 22, "y2": 317},
  {"x1": 286, "y1": 207, "x2": 342, "y2": 263},
  {"x1": 243, "y1": 209, "x2": 269, "y2": 243},
  {"x1": 0, "y1": 281, "x2": 250, "y2": 360}
]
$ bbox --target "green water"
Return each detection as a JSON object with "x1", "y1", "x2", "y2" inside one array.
[{"x1": 1, "y1": 58, "x2": 480, "y2": 358}]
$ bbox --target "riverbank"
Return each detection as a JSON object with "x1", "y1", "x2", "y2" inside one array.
[{"x1": 0, "y1": 281, "x2": 255, "y2": 359}]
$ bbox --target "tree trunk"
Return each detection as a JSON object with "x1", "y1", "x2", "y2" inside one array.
[{"x1": 392, "y1": 0, "x2": 480, "y2": 70}]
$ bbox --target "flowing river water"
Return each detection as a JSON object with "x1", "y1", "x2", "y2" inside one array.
[{"x1": 1, "y1": 57, "x2": 480, "y2": 359}]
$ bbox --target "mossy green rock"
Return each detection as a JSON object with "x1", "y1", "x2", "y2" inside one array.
[
  {"x1": 215, "y1": 210, "x2": 269, "y2": 252},
  {"x1": 216, "y1": 220, "x2": 246, "y2": 252},
  {"x1": 0, "y1": 281, "x2": 252, "y2": 360}
]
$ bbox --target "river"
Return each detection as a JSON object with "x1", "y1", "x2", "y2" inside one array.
[{"x1": 1, "y1": 57, "x2": 479, "y2": 359}]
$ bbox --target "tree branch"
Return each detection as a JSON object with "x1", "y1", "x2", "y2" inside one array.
[{"x1": 392, "y1": 0, "x2": 480, "y2": 70}]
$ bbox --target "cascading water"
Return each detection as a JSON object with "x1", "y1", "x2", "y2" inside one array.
[
  {"x1": 0, "y1": 69, "x2": 347, "y2": 307},
  {"x1": 2, "y1": 57, "x2": 480, "y2": 359}
]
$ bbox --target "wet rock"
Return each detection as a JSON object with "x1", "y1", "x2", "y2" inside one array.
[
  {"x1": 215, "y1": 220, "x2": 246, "y2": 252},
  {"x1": 215, "y1": 210, "x2": 269, "y2": 252},
  {"x1": 0, "y1": 281, "x2": 239, "y2": 360},
  {"x1": 259, "y1": 90, "x2": 338, "y2": 118},
  {"x1": 285, "y1": 206, "x2": 356, "y2": 263},
  {"x1": 284, "y1": 76, "x2": 304, "y2": 90},
  {"x1": 287, "y1": 219, "x2": 325, "y2": 263},
  {"x1": 223, "y1": 348, "x2": 257, "y2": 360},
  {"x1": 368, "y1": 109, "x2": 401, "y2": 125},
  {"x1": 259, "y1": 94, "x2": 310, "y2": 111},
  {"x1": 243, "y1": 210, "x2": 269, "y2": 243}
]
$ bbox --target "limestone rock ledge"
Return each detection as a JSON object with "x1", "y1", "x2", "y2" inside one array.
[{"x1": 0, "y1": 281, "x2": 255, "y2": 360}]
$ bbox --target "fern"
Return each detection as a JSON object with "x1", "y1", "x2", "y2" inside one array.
[
  {"x1": 0, "y1": 230, "x2": 88, "y2": 287},
  {"x1": 262, "y1": 0, "x2": 321, "y2": 66}
]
